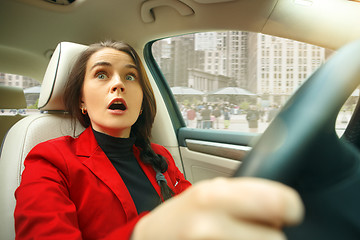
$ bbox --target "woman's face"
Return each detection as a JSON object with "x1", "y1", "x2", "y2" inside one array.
[{"x1": 81, "y1": 47, "x2": 143, "y2": 138}]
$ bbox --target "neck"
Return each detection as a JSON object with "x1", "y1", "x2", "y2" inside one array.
[
  {"x1": 92, "y1": 126, "x2": 131, "y2": 138},
  {"x1": 92, "y1": 128, "x2": 136, "y2": 156}
]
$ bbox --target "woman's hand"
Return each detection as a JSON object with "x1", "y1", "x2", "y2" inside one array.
[{"x1": 132, "y1": 177, "x2": 304, "y2": 240}]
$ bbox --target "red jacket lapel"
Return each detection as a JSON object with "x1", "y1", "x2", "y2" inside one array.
[{"x1": 74, "y1": 127, "x2": 138, "y2": 221}]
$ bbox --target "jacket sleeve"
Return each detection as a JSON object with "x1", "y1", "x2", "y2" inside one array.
[
  {"x1": 14, "y1": 142, "x2": 146, "y2": 240},
  {"x1": 14, "y1": 142, "x2": 83, "y2": 240}
]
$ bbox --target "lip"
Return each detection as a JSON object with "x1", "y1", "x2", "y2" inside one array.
[{"x1": 107, "y1": 97, "x2": 127, "y2": 114}]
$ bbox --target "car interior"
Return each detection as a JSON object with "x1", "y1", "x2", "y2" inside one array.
[
  {"x1": 0, "y1": 85, "x2": 27, "y2": 144},
  {"x1": 1, "y1": 0, "x2": 360, "y2": 239}
]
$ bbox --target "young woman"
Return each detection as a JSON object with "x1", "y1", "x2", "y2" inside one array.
[{"x1": 14, "y1": 41, "x2": 304, "y2": 240}]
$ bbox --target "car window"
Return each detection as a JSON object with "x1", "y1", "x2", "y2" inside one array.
[
  {"x1": 151, "y1": 31, "x2": 356, "y2": 137},
  {"x1": 337, "y1": 89, "x2": 359, "y2": 136},
  {"x1": 0, "y1": 72, "x2": 41, "y2": 115}
]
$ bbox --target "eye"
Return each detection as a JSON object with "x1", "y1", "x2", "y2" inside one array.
[
  {"x1": 95, "y1": 72, "x2": 108, "y2": 80},
  {"x1": 125, "y1": 74, "x2": 136, "y2": 81}
]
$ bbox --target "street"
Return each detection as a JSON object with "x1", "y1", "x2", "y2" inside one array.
[{"x1": 187, "y1": 111, "x2": 351, "y2": 137}]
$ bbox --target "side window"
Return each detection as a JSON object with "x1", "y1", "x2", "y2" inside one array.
[
  {"x1": 151, "y1": 31, "x2": 354, "y2": 136},
  {"x1": 337, "y1": 89, "x2": 359, "y2": 136}
]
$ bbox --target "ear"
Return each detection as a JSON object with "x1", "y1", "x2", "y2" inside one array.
[{"x1": 80, "y1": 98, "x2": 85, "y2": 108}]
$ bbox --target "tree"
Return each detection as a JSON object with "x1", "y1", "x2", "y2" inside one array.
[{"x1": 27, "y1": 98, "x2": 39, "y2": 109}]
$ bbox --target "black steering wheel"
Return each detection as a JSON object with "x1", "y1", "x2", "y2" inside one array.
[{"x1": 233, "y1": 39, "x2": 360, "y2": 240}]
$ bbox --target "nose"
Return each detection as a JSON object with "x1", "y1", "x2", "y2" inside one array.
[{"x1": 110, "y1": 75, "x2": 125, "y2": 93}]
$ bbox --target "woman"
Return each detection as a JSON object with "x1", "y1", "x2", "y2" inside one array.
[{"x1": 14, "y1": 41, "x2": 304, "y2": 240}]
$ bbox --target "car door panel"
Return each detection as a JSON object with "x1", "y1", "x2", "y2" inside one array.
[
  {"x1": 179, "y1": 146, "x2": 241, "y2": 183},
  {"x1": 177, "y1": 128, "x2": 255, "y2": 183}
]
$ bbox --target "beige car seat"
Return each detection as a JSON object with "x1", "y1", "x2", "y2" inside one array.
[
  {"x1": 0, "y1": 42, "x2": 87, "y2": 240},
  {"x1": 0, "y1": 85, "x2": 27, "y2": 145}
]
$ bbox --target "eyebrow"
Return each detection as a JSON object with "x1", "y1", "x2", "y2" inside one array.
[
  {"x1": 90, "y1": 62, "x2": 139, "y2": 71},
  {"x1": 125, "y1": 63, "x2": 139, "y2": 71},
  {"x1": 90, "y1": 61, "x2": 112, "y2": 70}
]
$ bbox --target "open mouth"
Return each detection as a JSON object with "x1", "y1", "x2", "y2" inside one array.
[{"x1": 108, "y1": 101, "x2": 127, "y2": 111}]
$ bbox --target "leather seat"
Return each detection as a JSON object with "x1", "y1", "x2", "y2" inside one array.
[
  {"x1": 0, "y1": 42, "x2": 87, "y2": 240},
  {"x1": 0, "y1": 85, "x2": 27, "y2": 146}
]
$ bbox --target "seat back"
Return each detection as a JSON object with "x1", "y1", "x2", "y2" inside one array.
[
  {"x1": 0, "y1": 42, "x2": 87, "y2": 240},
  {"x1": 0, "y1": 85, "x2": 27, "y2": 145}
]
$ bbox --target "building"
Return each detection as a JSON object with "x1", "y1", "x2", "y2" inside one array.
[
  {"x1": 188, "y1": 68, "x2": 229, "y2": 91},
  {"x1": 153, "y1": 35, "x2": 196, "y2": 88},
  {"x1": 248, "y1": 33, "x2": 329, "y2": 106},
  {"x1": 150, "y1": 31, "x2": 332, "y2": 106},
  {"x1": 194, "y1": 31, "x2": 249, "y2": 90},
  {"x1": 0, "y1": 73, "x2": 39, "y2": 89},
  {"x1": 153, "y1": 31, "x2": 252, "y2": 93}
]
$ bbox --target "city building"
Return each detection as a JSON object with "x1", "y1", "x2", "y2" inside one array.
[
  {"x1": 153, "y1": 31, "x2": 332, "y2": 106},
  {"x1": 249, "y1": 33, "x2": 329, "y2": 106},
  {"x1": 0, "y1": 73, "x2": 39, "y2": 89}
]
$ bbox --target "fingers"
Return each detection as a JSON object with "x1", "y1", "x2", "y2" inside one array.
[
  {"x1": 225, "y1": 219, "x2": 287, "y2": 240},
  {"x1": 132, "y1": 177, "x2": 304, "y2": 240},
  {"x1": 180, "y1": 210, "x2": 287, "y2": 240},
  {"x1": 188, "y1": 177, "x2": 304, "y2": 228}
]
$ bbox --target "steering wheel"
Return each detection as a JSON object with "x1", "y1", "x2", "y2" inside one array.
[{"x1": 233, "y1": 39, "x2": 360, "y2": 240}]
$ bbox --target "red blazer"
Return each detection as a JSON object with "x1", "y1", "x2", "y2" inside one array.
[{"x1": 14, "y1": 127, "x2": 191, "y2": 240}]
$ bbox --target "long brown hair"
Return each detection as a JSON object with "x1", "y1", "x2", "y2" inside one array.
[{"x1": 63, "y1": 40, "x2": 174, "y2": 201}]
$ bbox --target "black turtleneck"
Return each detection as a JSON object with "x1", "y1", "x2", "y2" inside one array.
[{"x1": 92, "y1": 129, "x2": 160, "y2": 214}]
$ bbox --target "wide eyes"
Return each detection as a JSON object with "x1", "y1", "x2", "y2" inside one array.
[
  {"x1": 94, "y1": 71, "x2": 136, "y2": 81},
  {"x1": 96, "y1": 72, "x2": 108, "y2": 80},
  {"x1": 125, "y1": 74, "x2": 136, "y2": 81}
]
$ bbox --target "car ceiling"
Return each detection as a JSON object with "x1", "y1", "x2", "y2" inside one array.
[{"x1": 1, "y1": 0, "x2": 360, "y2": 82}]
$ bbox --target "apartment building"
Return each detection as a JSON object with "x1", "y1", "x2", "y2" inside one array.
[
  {"x1": 145, "y1": 31, "x2": 331, "y2": 105},
  {"x1": 0, "y1": 73, "x2": 39, "y2": 89},
  {"x1": 249, "y1": 33, "x2": 327, "y2": 105}
]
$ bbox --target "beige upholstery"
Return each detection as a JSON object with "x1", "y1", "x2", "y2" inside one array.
[
  {"x1": 38, "y1": 42, "x2": 88, "y2": 110},
  {"x1": 0, "y1": 42, "x2": 87, "y2": 240},
  {"x1": 0, "y1": 114, "x2": 24, "y2": 147},
  {"x1": 0, "y1": 85, "x2": 27, "y2": 109},
  {"x1": 0, "y1": 86, "x2": 27, "y2": 145}
]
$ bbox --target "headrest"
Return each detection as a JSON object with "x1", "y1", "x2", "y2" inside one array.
[
  {"x1": 0, "y1": 85, "x2": 26, "y2": 109},
  {"x1": 38, "y1": 42, "x2": 88, "y2": 110}
]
